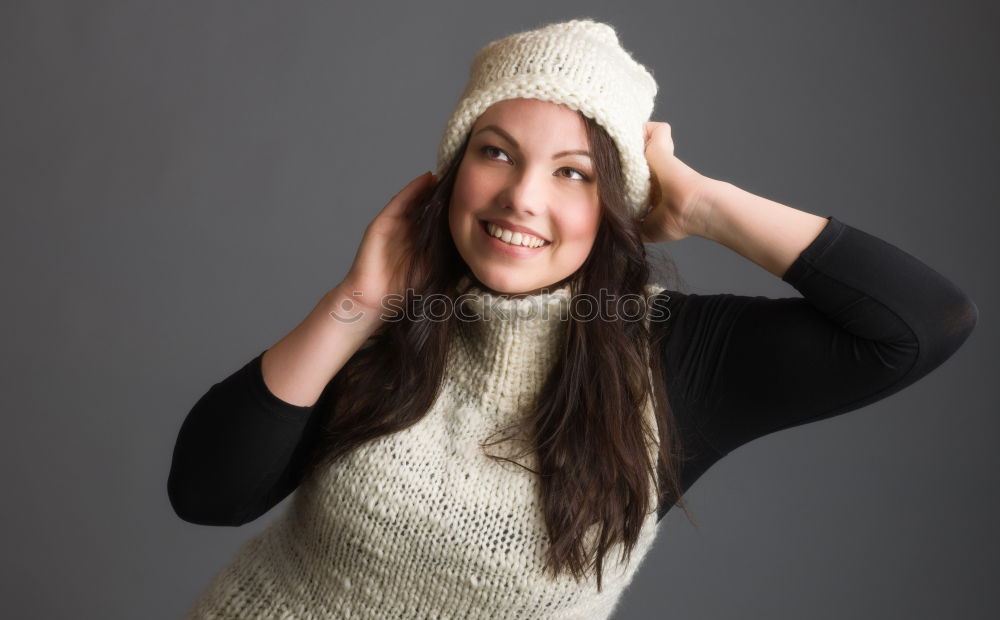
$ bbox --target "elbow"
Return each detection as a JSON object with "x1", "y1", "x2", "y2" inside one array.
[
  {"x1": 960, "y1": 296, "x2": 979, "y2": 335},
  {"x1": 938, "y1": 295, "x2": 978, "y2": 355},
  {"x1": 167, "y1": 468, "x2": 248, "y2": 527},
  {"x1": 946, "y1": 295, "x2": 979, "y2": 354},
  {"x1": 914, "y1": 294, "x2": 979, "y2": 375}
]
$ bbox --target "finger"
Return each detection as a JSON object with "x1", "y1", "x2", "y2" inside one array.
[
  {"x1": 398, "y1": 171, "x2": 435, "y2": 196},
  {"x1": 381, "y1": 171, "x2": 436, "y2": 216}
]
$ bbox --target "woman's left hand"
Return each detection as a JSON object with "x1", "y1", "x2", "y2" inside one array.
[{"x1": 639, "y1": 121, "x2": 711, "y2": 243}]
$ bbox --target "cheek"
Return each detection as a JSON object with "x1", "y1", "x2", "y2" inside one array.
[
  {"x1": 448, "y1": 202, "x2": 472, "y2": 255},
  {"x1": 449, "y1": 171, "x2": 478, "y2": 225},
  {"x1": 449, "y1": 190, "x2": 478, "y2": 232},
  {"x1": 454, "y1": 158, "x2": 508, "y2": 206},
  {"x1": 558, "y1": 207, "x2": 601, "y2": 247}
]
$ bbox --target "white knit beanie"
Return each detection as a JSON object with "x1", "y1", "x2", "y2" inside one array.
[{"x1": 436, "y1": 18, "x2": 658, "y2": 219}]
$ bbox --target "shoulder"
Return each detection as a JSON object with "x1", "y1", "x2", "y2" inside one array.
[{"x1": 641, "y1": 283, "x2": 688, "y2": 324}]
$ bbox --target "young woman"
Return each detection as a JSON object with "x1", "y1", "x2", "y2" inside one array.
[{"x1": 168, "y1": 19, "x2": 978, "y2": 619}]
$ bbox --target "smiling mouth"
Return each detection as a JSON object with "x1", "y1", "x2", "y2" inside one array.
[{"x1": 480, "y1": 220, "x2": 551, "y2": 247}]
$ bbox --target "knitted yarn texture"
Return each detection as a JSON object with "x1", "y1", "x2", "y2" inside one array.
[
  {"x1": 436, "y1": 19, "x2": 659, "y2": 219},
  {"x1": 185, "y1": 278, "x2": 667, "y2": 619}
]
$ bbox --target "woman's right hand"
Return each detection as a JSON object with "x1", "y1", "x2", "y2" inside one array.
[{"x1": 337, "y1": 171, "x2": 439, "y2": 314}]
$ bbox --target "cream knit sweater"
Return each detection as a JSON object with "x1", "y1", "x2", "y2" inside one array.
[{"x1": 186, "y1": 279, "x2": 666, "y2": 619}]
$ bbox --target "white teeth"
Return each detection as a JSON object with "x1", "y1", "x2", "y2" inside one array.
[{"x1": 486, "y1": 222, "x2": 547, "y2": 248}]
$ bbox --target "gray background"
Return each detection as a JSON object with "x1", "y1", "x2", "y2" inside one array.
[{"x1": 1, "y1": 1, "x2": 996, "y2": 618}]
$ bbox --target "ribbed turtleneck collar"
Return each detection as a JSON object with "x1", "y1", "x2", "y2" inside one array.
[{"x1": 445, "y1": 275, "x2": 575, "y2": 419}]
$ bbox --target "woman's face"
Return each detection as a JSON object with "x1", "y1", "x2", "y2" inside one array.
[{"x1": 449, "y1": 97, "x2": 601, "y2": 296}]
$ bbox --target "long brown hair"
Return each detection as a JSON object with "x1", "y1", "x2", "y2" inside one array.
[{"x1": 304, "y1": 111, "x2": 695, "y2": 591}]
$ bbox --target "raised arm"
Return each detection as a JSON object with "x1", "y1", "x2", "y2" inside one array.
[
  {"x1": 652, "y1": 209, "x2": 977, "y2": 522},
  {"x1": 167, "y1": 172, "x2": 437, "y2": 526},
  {"x1": 167, "y1": 349, "x2": 328, "y2": 526},
  {"x1": 644, "y1": 155, "x2": 980, "y2": 520}
]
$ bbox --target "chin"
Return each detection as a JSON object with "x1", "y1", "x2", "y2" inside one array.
[{"x1": 471, "y1": 269, "x2": 539, "y2": 295}]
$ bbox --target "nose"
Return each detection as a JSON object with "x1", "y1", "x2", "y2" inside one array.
[{"x1": 501, "y1": 167, "x2": 548, "y2": 217}]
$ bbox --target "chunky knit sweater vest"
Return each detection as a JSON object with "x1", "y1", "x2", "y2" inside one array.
[{"x1": 186, "y1": 278, "x2": 666, "y2": 619}]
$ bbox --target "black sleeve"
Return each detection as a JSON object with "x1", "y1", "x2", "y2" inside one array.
[
  {"x1": 655, "y1": 216, "x2": 978, "y2": 520},
  {"x1": 167, "y1": 350, "x2": 328, "y2": 526}
]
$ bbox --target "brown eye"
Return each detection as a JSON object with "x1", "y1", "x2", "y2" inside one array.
[
  {"x1": 481, "y1": 145, "x2": 511, "y2": 163},
  {"x1": 559, "y1": 168, "x2": 589, "y2": 181}
]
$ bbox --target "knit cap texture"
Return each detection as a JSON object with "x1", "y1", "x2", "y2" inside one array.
[{"x1": 436, "y1": 19, "x2": 659, "y2": 218}]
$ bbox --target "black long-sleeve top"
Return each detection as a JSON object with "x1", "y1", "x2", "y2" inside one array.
[{"x1": 167, "y1": 216, "x2": 978, "y2": 526}]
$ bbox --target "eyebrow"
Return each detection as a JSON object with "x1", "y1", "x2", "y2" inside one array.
[{"x1": 473, "y1": 125, "x2": 591, "y2": 160}]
